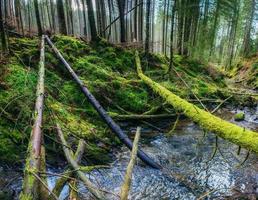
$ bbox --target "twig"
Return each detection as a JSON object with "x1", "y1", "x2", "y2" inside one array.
[
  {"x1": 31, "y1": 171, "x2": 59, "y2": 200},
  {"x1": 211, "y1": 96, "x2": 232, "y2": 114}
]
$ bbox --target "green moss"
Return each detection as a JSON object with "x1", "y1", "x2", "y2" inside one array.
[
  {"x1": 136, "y1": 51, "x2": 258, "y2": 153},
  {"x1": 116, "y1": 87, "x2": 149, "y2": 112},
  {"x1": 0, "y1": 35, "x2": 237, "y2": 166},
  {"x1": 234, "y1": 112, "x2": 245, "y2": 121}
]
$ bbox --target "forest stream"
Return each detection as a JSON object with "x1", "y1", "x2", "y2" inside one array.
[{"x1": 1, "y1": 106, "x2": 257, "y2": 200}]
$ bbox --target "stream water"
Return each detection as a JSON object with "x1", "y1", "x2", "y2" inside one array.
[{"x1": 1, "y1": 106, "x2": 258, "y2": 199}]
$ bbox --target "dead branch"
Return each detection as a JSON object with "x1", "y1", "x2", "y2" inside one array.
[
  {"x1": 51, "y1": 139, "x2": 86, "y2": 199},
  {"x1": 56, "y1": 123, "x2": 107, "y2": 200},
  {"x1": 120, "y1": 127, "x2": 141, "y2": 200}
]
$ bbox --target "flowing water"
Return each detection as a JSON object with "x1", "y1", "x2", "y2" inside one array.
[{"x1": 1, "y1": 106, "x2": 258, "y2": 199}]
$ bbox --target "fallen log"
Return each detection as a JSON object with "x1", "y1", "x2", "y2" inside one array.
[
  {"x1": 109, "y1": 112, "x2": 177, "y2": 120},
  {"x1": 56, "y1": 123, "x2": 106, "y2": 200},
  {"x1": 135, "y1": 51, "x2": 258, "y2": 153},
  {"x1": 45, "y1": 36, "x2": 161, "y2": 169},
  {"x1": 20, "y1": 35, "x2": 46, "y2": 200},
  {"x1": 120, "y1": 127, "x2": 141, "y2": 200}
]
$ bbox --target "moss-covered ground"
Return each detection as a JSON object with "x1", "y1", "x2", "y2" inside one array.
[{"x1": 0, "y1": 35, "x2": 244, "y2": 165}]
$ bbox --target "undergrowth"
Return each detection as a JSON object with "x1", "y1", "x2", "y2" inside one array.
[{"x1": 0, "y1": 35, "x2": 231, "y2": 164}]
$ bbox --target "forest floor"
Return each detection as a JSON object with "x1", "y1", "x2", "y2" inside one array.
[{"x1": 0, "y1": 35, "x2": 257, "y2": 198}]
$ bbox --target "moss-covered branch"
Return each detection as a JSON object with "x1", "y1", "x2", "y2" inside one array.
[
  {"x1": 109, "y1": 112, "x2": 177, "y2": 120},
  {"x1": 135, "y1": 51, "x2": 258, "y2": 153}
]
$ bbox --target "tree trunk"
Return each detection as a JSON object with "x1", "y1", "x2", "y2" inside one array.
[
  {"x1": 168, "y1": 0, "x2": 176, "y2": 72},
  {"x1": 81, "y1": 0, "x2": 88, "y2": 36},
  {"x1": 86, "y1": 0, "x2": 98, "y2": 41},
  {"x1": 34, "y1": 0, "x2": 43, "y2": 35},
  {"x1": 117, "y1": 0, "x2": 126, "y2": 42},
  {"x1": 242, "y1": 0, "x2": 255, "y2": 57},
  {"x1": 0, "y1": 0, "x2": 8, "y2": 52},
  {"x1": 57, "y1": 0, "x2": 67, "y2": 34},
  {"x1": 145, "y1": 0, "x2": 151, "y2": 53}
]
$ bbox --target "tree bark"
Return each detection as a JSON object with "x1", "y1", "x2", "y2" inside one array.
[
  {"x1": 0, "y1": 0, "x2": 8, "y2": 52},
  {"x1": 34, "y1": 0, "x2": 43, "y2": 35},
  {"x1": 86, "y1": 0, "x2": 98, "y2": 41},
  {"x1": 57, "y1": 0, "x2": 67, "y2": 35},
  {"x1": 117, "y1": 0, "x2": 126, "y2": 42},
  {"x1": 20, "y1": 36, "x2": 45, "y2": 200},
  {"x1": 145, "y1": 0, "x2": 151, "y2": 53}
]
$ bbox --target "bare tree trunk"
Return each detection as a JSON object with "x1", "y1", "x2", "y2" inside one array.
[
  {"x1": 81, "y1": 0, "x2": 88, "y2": 36},
  {"x1": 0, "y1": 0, "x2": 8, "y2": 52},
  {"x1": 145, "y1": 0, "x2": 151, "y2": 53},
  {"x1": 168, "y1": 0, "x2": 176, "y2": 73},
  {"x1": 34, "y1": 0, "x2": 43, "y2": 35},
  {"x1": 86, "y1": 0, "x2": 98, "y2": 41},
  {"x1": 57, "y1": 0, "x2": 67, "y2": 34},
  {"x1": 117, "y1": 0, "x2": 126, "y2": 42}
]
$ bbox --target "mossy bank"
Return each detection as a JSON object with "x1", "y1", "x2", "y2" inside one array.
[{"x1": 0, "y1": 35, "x2": 251, "y2": 165}]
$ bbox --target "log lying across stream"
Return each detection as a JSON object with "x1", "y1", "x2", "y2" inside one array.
[
  {"x1": 45, "y1": 36, "x2": 161, "y2": 169},
  {"x1": 20, "y1": 36, "x2": 46, "y2": 200},
  {"x1": 135, "y1": 51, "x2": 258, "y2": 153}
]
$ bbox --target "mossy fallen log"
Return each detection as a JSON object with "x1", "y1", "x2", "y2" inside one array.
[
  {"x1": 20, "y1": 36, "x2": 46, "y2": 200},
  {"x1": 135, "y1": 51, "x2": 258, "y2": 153},
  {"x1": 109, "y1": 112, "x2": 177, "y2": 120}
]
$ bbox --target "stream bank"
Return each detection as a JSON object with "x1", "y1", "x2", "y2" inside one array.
[{"x1": 1, "y1": 106, "x2": 257, "y2": 199}]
